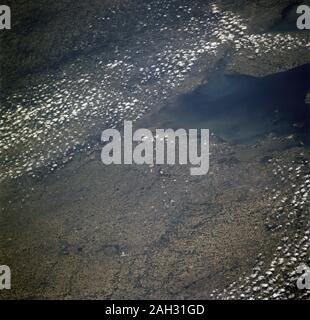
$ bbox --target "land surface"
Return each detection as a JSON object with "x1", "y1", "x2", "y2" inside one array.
[{"x1": 0, "y1": 0, "x2": 310, "y2": 299}]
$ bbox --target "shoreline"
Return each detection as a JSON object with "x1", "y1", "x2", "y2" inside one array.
[{"x1": 1, "y1": 0, "x2": 310, "y2": 299}]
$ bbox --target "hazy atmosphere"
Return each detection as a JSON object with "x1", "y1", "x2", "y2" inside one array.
[{"x1": 0, "y1": 0, "x2": 310, "y2": 301}]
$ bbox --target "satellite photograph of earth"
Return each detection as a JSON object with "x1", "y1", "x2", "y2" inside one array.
[{"x1": 0, "y1": 0, "x2": 310, "y2": 300}]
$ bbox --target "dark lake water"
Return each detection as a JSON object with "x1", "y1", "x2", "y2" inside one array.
[{"x1": 151, "y1": 64, "x2": 310, "y2": 145}]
